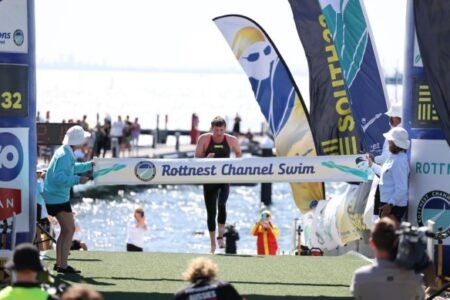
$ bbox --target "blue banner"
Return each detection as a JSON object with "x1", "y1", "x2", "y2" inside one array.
[
  {"x1": 414, "y1": 0, "x2": 450, "y2": 147},
  {"x1": 0, "y1": 0, "x2": 36, "y2": 243},
  {"x1": 318, "y1": 0, "x2": 389, "y2": 155},
  {"x1": 404, "y1": 0, "x2": 450, "y2": 277},
  {"x1": 288, "y1": 0, "x2": 360, "y2": 156}
]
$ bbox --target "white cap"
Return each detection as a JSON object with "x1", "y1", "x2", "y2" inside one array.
[
  {"x1": 385, "y1": 103, "x2": 402, "y2": 118},
  {"x1": 383, "y1": 127, "x2": 410, "y2": 150},
  {"x1": 63, "y1": 125, "x2": 91, "y2": 146}
]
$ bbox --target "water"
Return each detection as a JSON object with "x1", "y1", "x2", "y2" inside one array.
[
  {"x1": 39, "y1": 68, "x2": 402, "y2": 254},
  {"x1": 71, "y1": 183, "x2": 300, "y2": 255},
  {"x1": 37, "y1": 69, "x2": 271, "y2": 133}
]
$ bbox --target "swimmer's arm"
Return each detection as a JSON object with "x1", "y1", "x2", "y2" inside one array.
[
  {"x1": 230, "y1": 135, "x2": 242, "y2": 158},
  {"x1": 195, "y1": 134, "x2": 209, "y2": 158}
]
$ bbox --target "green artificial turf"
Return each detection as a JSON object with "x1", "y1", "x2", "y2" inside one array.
[{"x1": 43, "y1": 251, "x2": 369, "y2": 300}]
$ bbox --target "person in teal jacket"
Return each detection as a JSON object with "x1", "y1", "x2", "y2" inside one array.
[{"x1": 44, "y1": 125, "x2": 93, "y2": 274}]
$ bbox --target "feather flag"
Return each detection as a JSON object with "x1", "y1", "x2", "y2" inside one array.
[
  {"x1": 288, "y1": 0, "x2": 360, "y2": 156},
  {"x1": 318, "y1": 0, "x2": 389, "y2": 155},
  {"x1": 214, "y1": 14, "x2": 324, "y2": 213}
]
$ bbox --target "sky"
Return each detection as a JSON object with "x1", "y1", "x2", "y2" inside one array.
[{"x1": 35, "y1": 0, "x2": 408, "y2": 75}]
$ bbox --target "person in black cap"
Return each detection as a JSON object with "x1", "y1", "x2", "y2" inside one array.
[{"x1": 0, "y1": 243, "x2": 57, "y2": 300}]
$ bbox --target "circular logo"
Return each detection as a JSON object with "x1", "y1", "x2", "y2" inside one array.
[
  {"x1": 417, "y1": 190, "x2": 450, "y2": 236},
  {"x1": 0, "y1": 132, "x2": 24, "y2": 181},
  {"x1": 13, "y1": 29, "x2": 24, "y2": 46},
  {"x1": 134, "y1": 161, "x2": 156, "y2": 182}
]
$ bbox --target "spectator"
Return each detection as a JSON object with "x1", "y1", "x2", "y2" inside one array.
[
  {"x1": 131, "y1": 117, "x2": 141, "y2": 156},
  {"x1": 126, "y1": 207, "x2": 148, "y2": 252},
  {"x1": 0, "y1": 243, "x2": 58, "y2": 300},
  {"x1": 190, "y1": 113, "x2": 200, "y2": 145},
  {"x1": 372, "y1": 102, "x2": 403, "y2": 165},
  {"x1": 61, "y1": 284, "x2": 103, "y2": 300},
  {"x1": 251, "y1": 210, "x2": 279, "y2": 256},
  {"x1": 35, "y1": 165, "x2": 52, "y2": 251},
  {"x1": 110, "y1": 115, "x2": 124, "y2": 158},
  {"x1": 350, "y1": 217, "x2": 425, "y2": 300},
  {"x1": 80, "y1": 115, "x2": 89, "y2": 131},
  {"x1": 71, "y1": 213, "x2": 88, "y2": 251},
  {"x1": 232, "y1": 114, "x2": 241, "y2": 137},
  {"x1": 44, "y1": 125, "x2": 93, "y2": 273},
  {"x1": 174, "y1": 257, "x2": 244, "y2": 300}
]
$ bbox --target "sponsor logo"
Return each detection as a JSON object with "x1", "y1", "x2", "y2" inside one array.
[
  {"x1": 13, "y1": 29, "x2": 24, "y2": 46},
  {"x1": 0, "y1": 132, "x2": 24, "y2": 181},
  {"x1": 0, "y1": 32, "x2": 11, "y2": 39},
  {"x1": 134, "y1": 161, "x2": 156, "y2": 182},
  {"x1": 0, "y1": 188, "x2": 22, "y2": 220},
  {"x1": 417, "y1": 190, "x2": 450, "y2": 236}
]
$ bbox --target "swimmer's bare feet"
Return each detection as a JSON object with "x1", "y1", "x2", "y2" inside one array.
[
  {"x1": 217, "y1": 236, "x2": 225, "y2": 249},
  {"x1": 210, "y1": 243, "x2": 216, "y2": 254}
]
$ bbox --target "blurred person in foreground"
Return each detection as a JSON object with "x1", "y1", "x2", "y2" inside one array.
[
  {"x1": 0, "y1": 243, "x2": 58, "y2": 300},
  {"x1": 350, "y1": 217, "x2": 425, "y2": 300},
  {"x1": 195, "y1": 116, "x2": 242, "y2": 253},
  {"x1": 174, "y1": 257, "x2": 244, "y2": 300},
  {"x1": 61, "y1": 284, "x2": 103, "y2": 300},
  {"x1": 44, "y1": 125, "x2": 94, "y2": 273}
]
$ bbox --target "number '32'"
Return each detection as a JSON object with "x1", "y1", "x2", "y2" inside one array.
[{"x1": 1, "y1": 91, "x2": 22, "y2": 109}]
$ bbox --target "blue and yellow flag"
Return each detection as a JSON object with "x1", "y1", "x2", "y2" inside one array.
[
  {"x1": 288, "y1": 0, "x2": 360, "y2": 156},
  {"x1": 318, "y1": 0, "x2": 389, "y2": 155},
  {"x1": 214, "y1": 14, "x2": 324, "y2": 212}
]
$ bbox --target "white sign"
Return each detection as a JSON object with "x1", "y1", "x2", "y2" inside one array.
[
  {"x1": 0, "y1": 128, "x2": 29, "y2": 232},
  {"x1": 409, "y1": 139, "x2": 450, "y2": 242},
  {"x1": 94, "y1": 155, "x2": 369, "y2": 186},
  {"x1": 0, "y1": 0, "x2": 28, "y2": 54}
]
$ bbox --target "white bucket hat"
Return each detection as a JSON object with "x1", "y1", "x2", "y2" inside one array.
[
  {"x1": 385, "y1": 102, "x2": 402, "y2": 118},
  {"x1": 63, "y1": 125, "x2": 91, "y2": 146},
  {"x1": 383, "y1": 127, "x2": 410, "y2": 150}
]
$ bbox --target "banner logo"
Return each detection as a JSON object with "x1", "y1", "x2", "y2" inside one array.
[
  {"x1": 134, "y1": 161, "x2": 156, "y2": 182},
  {"x1": 13, "y1": 29, "x2": 24, "y2": 46},
  {"x1": 0, "y1": 132, "x2": 24, "y2": 181},
  {"x1": 417, "y1": 190, "x2": 450, "y2": 236}
]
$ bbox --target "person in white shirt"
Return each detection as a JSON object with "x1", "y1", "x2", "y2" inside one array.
[
  {"x1": 373, "y1": 102, "x2": 403, "y2": 165},
  {"x1": 126, "y1": 207, "x2": 148, "y2": 252},
  {"x1": 367, "y1": 127, "x2": 410, "y2": 223},
  {"x1": 110, "y1": 116, "x2": 124, "y2": 157}
]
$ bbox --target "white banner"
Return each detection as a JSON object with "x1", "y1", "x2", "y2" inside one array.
[
  {"x1": 409, "y1": 139, "x2": 450, "y2": 242},
  {"x1": 94, "y1": 155, "x2": 369, "y2": 186},
  {"x1": 0, "y1": 0, "x2": 28, "y2": 53}
]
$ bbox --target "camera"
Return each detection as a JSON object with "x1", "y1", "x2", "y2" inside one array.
[{"x1": 395, "y1": 222, "x2": 432, "y2": 271}]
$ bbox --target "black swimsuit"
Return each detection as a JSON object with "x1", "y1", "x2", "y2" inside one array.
[{"x1": 203, "y1": 135, "x2": 231, "y2": 232}]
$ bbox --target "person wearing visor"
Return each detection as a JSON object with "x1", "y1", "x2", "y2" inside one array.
[
  {"x1": 44, "y1": 125, "x2": 94, "y2": 273},
  {"x1": 251, "y1": 210, "x2": 279, "y2": 256},
  {"x1": 367, "y1": 127, "x2": 410, "y2": 223},
  {"x1": 195, "y1": 116, "x2": 242, "y2": 254},
  {"x1": 0, "y1": 243, "x2": 57, "y2": 300}
]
